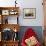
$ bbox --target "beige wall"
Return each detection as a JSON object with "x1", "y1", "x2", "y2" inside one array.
[{"x1": 43, "y1": 0, "x2": 46, "y2": 27}]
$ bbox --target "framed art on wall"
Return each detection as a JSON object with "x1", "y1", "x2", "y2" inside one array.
[
  {"x1": 23, "y1": 8, "x2": 36, "y2": 19},
  {"x1": 2, "y1": 10, "x2": 9, "y2": 15}
]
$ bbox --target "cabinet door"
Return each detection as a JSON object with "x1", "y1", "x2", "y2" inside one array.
[
  {"x1": 0, "y1": 15, "x2": 1, "y2": 24},
  {"x1": 0, "y1": 32, "x2": 1, "y2": 41}
]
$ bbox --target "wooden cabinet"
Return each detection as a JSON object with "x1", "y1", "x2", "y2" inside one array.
[{"x1": 0, "y1": 7, "x2": 20, "y2": 46}]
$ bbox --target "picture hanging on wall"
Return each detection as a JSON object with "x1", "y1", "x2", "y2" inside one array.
[{"x1": 23, "y1": 8, "x2": 36, "y2": 19}]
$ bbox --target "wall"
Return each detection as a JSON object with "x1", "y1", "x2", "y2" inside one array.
[
  {"x1": 43, "y1": 0, "x2": 46, "y2": 26},
  {"x1": 18, "y1": 0, "x2": 44, "y2": 26},
  {"x1": 0, "y1": 0, "x2": 44, "y2": 26}
]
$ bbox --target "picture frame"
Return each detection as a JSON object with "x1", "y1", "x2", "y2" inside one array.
[
  {"x1": 23, "y1": 8, "x2": 36, "y2": 19},
  {"x1": 9, "y1": 10, "x2": 15, "y2": 15},
  {"x1": 9, "y1": 10, "x2": 18, "y2": 15},
  {"x1": 2, "y1": 10, "x2": 9, "y2": 15}
]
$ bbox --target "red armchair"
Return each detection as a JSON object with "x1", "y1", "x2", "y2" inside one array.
[{"x1": 21, "y1": 28, "x2": 41, "y2": 46}]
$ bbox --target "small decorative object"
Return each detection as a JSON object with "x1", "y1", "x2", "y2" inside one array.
[
  {"x1": 21, "y1": 28, "x2": 41, "y2": 46},
  {"x1": 15, "y1": 0, "x2": 17, "y2": 7},
  {"x1": 2, "y1": 10, "x2": 9, "y2": 15},
  {"x1": 14, "y1": 28, "x2": 17, "y2": 32},
  {"x1": 23, "y1": 8, "x2": 36, "y2": 19},
  {"x1": 9, "y1": 10, "x2": 18, "y2": 15},
  {"x1": 2, "y1": 28, "x2": 13, "y2": 41},
  {"x1": 13, "y1": 28, "x2": 18, "y2": 40},
  {"x1": 5, "y1": 18, "x2": 8, "y2": 24},
  {"x1": 10, "y1": 10, "x2": 15, "y2": 15}
]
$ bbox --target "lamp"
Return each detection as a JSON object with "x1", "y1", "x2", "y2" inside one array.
[
  {"x1": 13, "y1": 28, "x2": 18, "y2": 41},
  {"x1": 14, "y1": 28, "x2": 17, "y2": 32}
]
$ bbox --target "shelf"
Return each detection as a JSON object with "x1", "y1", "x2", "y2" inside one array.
[
  {"x1": 0, "y1": 7, "x2": 19, "y2": 16},
  {"x1": 0, "y1": 7, "x2": 19, "y2": 24},
  {"x1": 2, "y1": 40, "x2": 19, "y2": 43},
  {"x1": 0, "y1": 7, "x2": 20, "y2": 46},
  {"x1": 0, "y1": 24, "x2": 20, "y2": 32}
]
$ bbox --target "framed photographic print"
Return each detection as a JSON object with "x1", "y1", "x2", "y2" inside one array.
[
  {"x1": 2, "y1": 10, "x2": 9, "y2": 15},
  {"x1": 23, "y1": 8, "x2": 36, "y2": 19},
  {"x1": 9, "y1": 9, "x2": 18, "y2": 15},
  {"x1": 9, "y1": 10, "x2": 15, "y2": 15}
]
